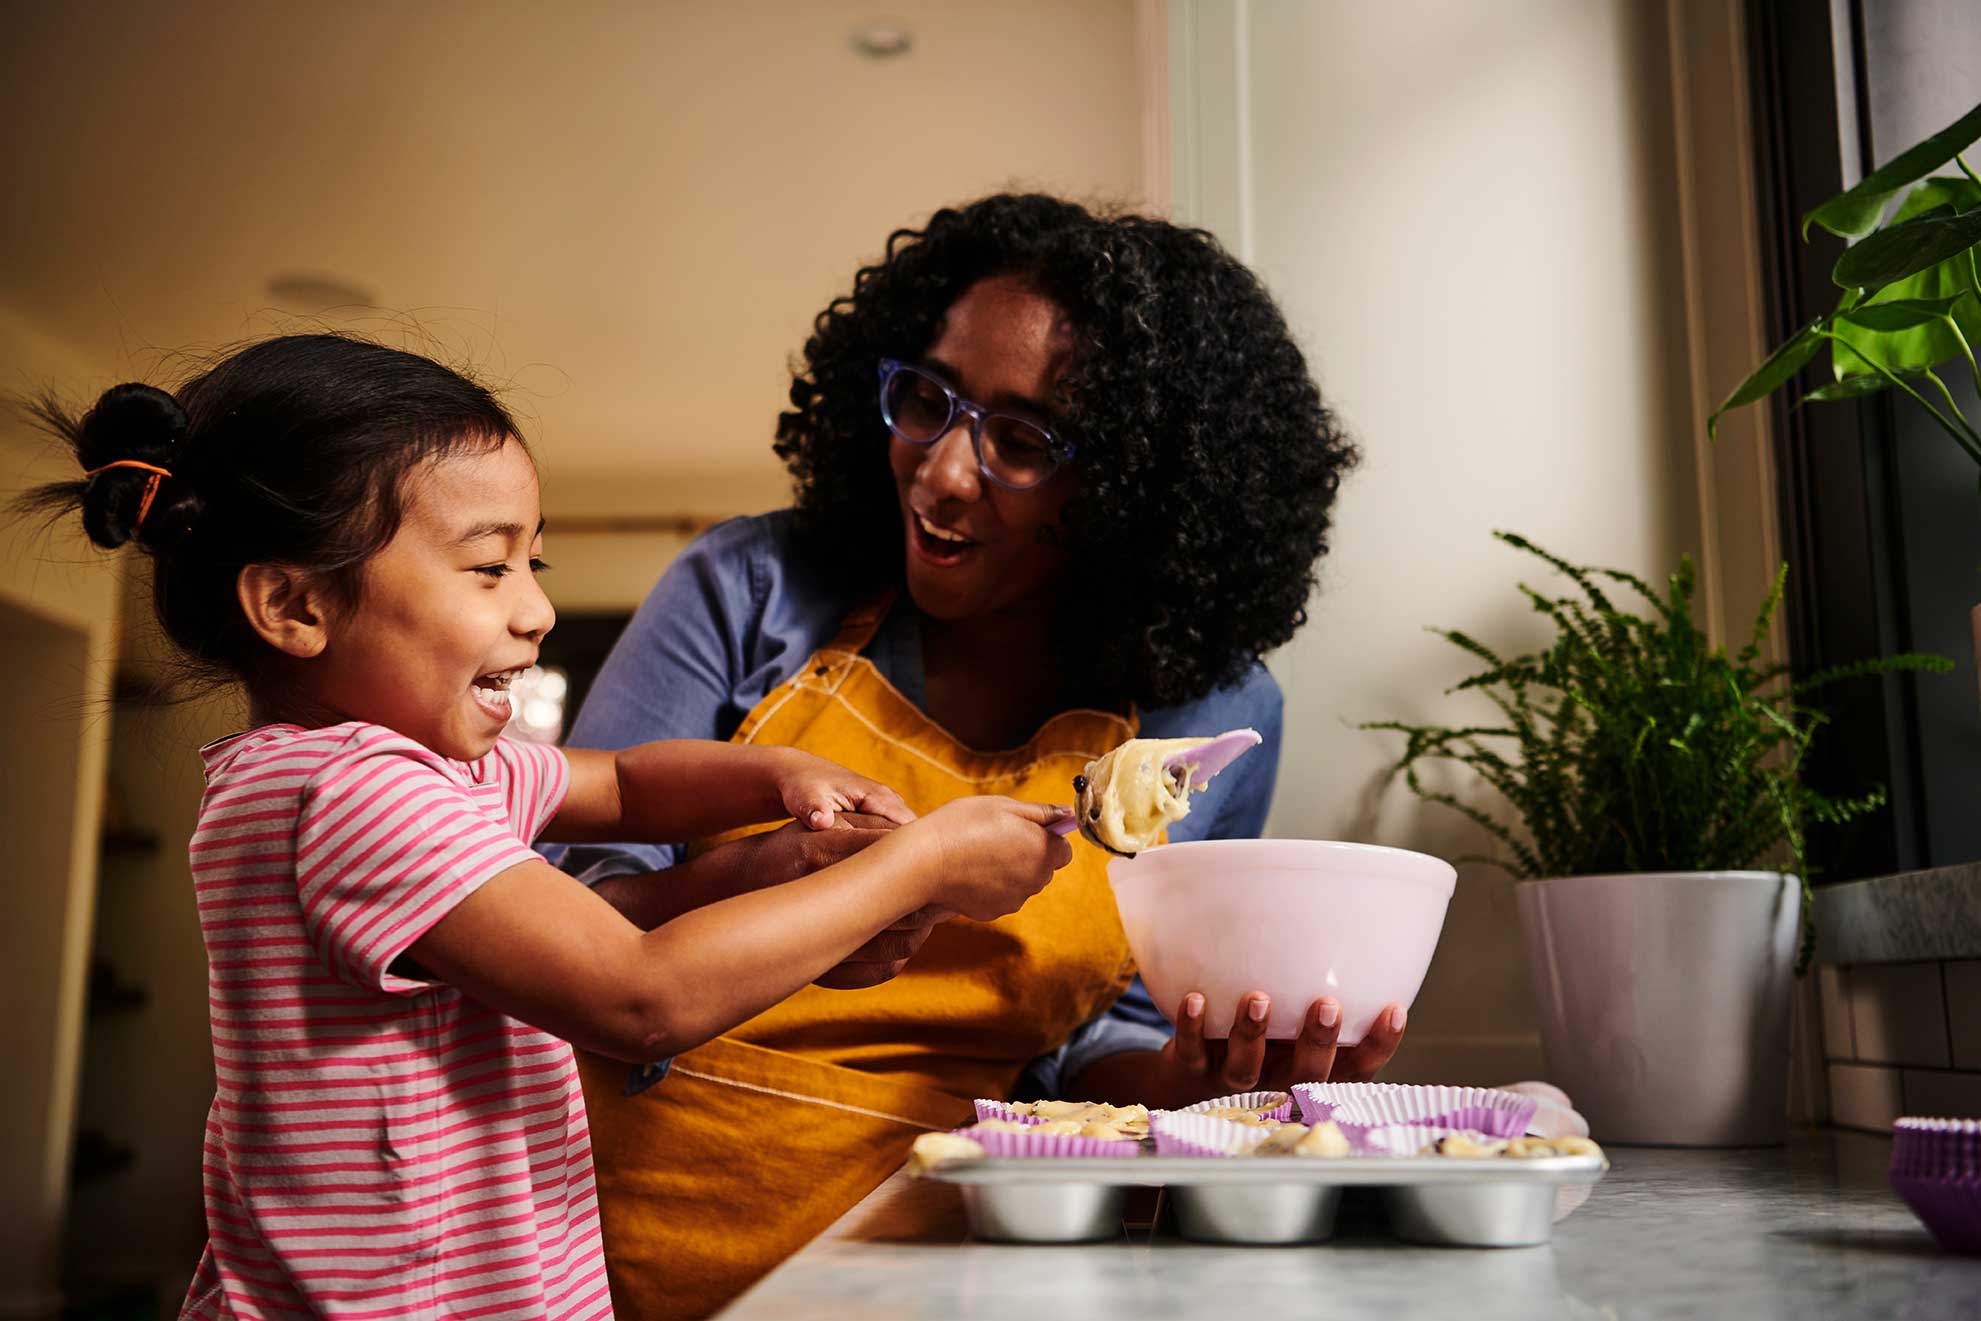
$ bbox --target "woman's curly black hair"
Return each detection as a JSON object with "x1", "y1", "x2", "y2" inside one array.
[{"x1": 776, "y1": 193, "x2": 1357, "y2": 710}]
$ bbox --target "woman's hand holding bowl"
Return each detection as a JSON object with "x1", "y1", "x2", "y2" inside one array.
[{"x1": 1073, "y1": 991, "x2": 1407, "y2": 1110}]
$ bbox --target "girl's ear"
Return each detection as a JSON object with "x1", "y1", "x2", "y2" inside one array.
[{"x1": 238, "y1": 563, "x2": 333, "y2": 658}]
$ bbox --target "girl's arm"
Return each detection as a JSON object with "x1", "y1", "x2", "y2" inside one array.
[
  {"x1": 408, "y1": 796, "x2": 1071, "y2": 1062},
  {"x1": 542, "y1": 742, "x2": 912, "y2": 845}
]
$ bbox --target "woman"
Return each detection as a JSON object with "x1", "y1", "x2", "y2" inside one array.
[{"x1": 556, "y1": 194, "x2": 1404, "y2": 1317}]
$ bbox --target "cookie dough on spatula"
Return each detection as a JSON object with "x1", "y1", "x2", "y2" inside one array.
[{"x1": 1072, "y1": 728, "x2": 1262, "y2": 856}]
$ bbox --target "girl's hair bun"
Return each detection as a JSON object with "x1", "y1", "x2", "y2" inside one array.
[{"x1": 75, "y1": 383, "x2": 192, "y2": 550}]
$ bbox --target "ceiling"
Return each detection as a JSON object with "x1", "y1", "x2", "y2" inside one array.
[{"x1": 1, "y1": 1, "x2": 1150, "y2": 515}]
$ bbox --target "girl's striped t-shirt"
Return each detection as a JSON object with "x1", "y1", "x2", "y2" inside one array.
[{"x1": 179, "y1": 721, "x2": 611, "y2": 1321}]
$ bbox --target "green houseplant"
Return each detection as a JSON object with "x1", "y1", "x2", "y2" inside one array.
[
  {"x1": 1710, "y1": 98, "x2": 1981, "y2": 715},
  {"x1": 1369, "y1": 533, "x2": 1947, "y2": 1145},
  {"x1": 1709, "y1": 98, "x2": 1981, "y2": 463}
]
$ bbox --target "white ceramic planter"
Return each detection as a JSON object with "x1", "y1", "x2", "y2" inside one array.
[{"x1": 1515, "y1": 871, "x2": 1801, "y2": 1146}]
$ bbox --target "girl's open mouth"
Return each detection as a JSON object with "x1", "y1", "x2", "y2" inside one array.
[
  {"x1": 471, "y1": 667, "x2": 524, "y2": 721},
  {"x1": 910, "y1": 510, "x2": 976, "y2": 567}
]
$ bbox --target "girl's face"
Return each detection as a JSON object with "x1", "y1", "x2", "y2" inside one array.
[
  {"x1": 890, "y1": 275, "x2": 1079, "y2": 624},
  {"x1": 303, "y1": 436, "x2": 555, "y2": 761}
]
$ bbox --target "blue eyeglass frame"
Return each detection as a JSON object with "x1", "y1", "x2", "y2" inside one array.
[{"x1": 877, "y1": 357, "x2": 1076, "y2": 490}]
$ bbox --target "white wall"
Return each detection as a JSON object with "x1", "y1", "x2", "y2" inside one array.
[{"x1": 1176, "y1": 1, "x2": 1699, "y2": 1081}]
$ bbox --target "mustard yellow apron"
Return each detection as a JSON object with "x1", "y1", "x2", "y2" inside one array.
[{"x1": 578, "y1": 599, "x2": 1138, "y2": 1319}]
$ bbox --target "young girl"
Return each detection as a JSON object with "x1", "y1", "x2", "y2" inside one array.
[{"x1": 31, "y1": 334, "x2": 1073, "y2": 1320}]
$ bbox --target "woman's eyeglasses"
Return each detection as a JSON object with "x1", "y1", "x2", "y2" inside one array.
[{"x1": 878, "y1": 358, "x2": 1075, "y2": 491}]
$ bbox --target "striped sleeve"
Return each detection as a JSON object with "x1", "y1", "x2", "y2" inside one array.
[
  {"x1": 492, "y1": 736, "x2": 571, "y2": 841},
  {"x1": 295, "y1": 728, "x2": 545, "y2": 994}
]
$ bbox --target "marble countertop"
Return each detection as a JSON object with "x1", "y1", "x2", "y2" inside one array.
[
  {"x1": 720, "y1": 1130, "x2": 1981, "y2": 1319},
  {"x1": 1816, "y1": 862, "x2": 1981, "y2": 964}
]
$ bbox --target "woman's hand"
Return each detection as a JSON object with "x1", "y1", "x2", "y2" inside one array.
[
  {"x1": 1167, "y1": 992, "x2": 1407, "y2": 1096},
  {"x1": 777, "y1": 750, "x2": 915, "y2": 830},
  {"x1": 1069, "y1": 992, "x2": 1408, "y2": 1110},
  {"x1": 748, "y1": 811, "x2": 947, "y2": 989},
  {"x1": 812, "y1": 904, "x2": 953, "y2": 989},
  {"x1": 590, "y1": 813, "x2": 936, "y2": 990}
]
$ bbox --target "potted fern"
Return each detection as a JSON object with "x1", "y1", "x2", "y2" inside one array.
[{"x1": 1369, "y1": 534, "x2": 1946, "y2": 1146}]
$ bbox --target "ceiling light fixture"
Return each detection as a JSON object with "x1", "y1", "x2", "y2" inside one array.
[{"x1": 851, "y1": 19, "x2": 913, "y2": 58}]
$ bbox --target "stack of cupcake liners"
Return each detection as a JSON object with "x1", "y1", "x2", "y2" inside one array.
[{"x1": 1890, "y1": 1117, "x2": 1981, "y2": 1254}]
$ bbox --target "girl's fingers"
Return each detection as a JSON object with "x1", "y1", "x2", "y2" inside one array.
[
  {"x1": 858, "y1": 782, "x2": 917, "y2": 824},
  {"x1": 1219, "y1": 993, "x2": 1271, "y2": 1089},
  {"x1": 1337, "y1": 1002, "x2": 1407, "y2": 1082},
  {"x1": 1286, "y1": 997, "x2": 1342, "y2": 1084},
  {"x1": 1171, "y1": 993, "x2": 1210, "y2": 1076}
]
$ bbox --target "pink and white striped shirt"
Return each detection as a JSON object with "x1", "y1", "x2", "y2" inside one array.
[{"x1": 180, "y1": 722, "x2": 611, "y2": 1321}]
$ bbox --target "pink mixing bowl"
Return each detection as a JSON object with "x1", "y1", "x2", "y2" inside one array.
[{"x1": 1108, "y1": 839, "x2": 1456, "y2": 1042}]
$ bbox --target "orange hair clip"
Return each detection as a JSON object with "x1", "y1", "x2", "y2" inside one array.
[{"x1": 83, "y1": 459, "x2": 173, "y2": 531}]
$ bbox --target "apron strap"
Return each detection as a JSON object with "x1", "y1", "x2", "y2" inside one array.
[{"x1": 822, "y1": 589, "x2": 898, "y2": 657}]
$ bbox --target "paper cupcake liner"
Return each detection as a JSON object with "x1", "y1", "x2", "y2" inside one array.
[
  {"x1": 1150, "y1": 1111, "x2": 1275, "y2": 1158},
  {"x1": 959, "y1": 1124, "x2": 1137, "y2": 1159},
  {"x1": 1343, "y1": 1122, "x2": 1467, "y2": 1157},
  {"x1": 1891, "y1": 1117, "x2": 1981, "y2": 1252},
  {"x1": 1892, "y1": 1117, "x2": 1981, "y2": 1181},
  {"x1": 1294, "y1": 1082, "x2": 1537, "y2": 1138},
  {"x1": 1175, "y1": 1090, "x2": 1295, "y2": 1124},
  {"x1": 1890, "y1": 1174, "x2": 1981, "y2": 1254},
  {"x1": 973, "y1": 1099, "x2": 1046, "y2": 1125}
]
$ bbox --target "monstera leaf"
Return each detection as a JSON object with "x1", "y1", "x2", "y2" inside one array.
[
  {"x1": 1829, "y1": 178, "x2": 1981, "y2": 380},
  {"x1": 1714, "y1": 104, "x2": 1981, "y2": 467},
  {"x1": 1802, "y1": 99, "x2": 1981, "y2": 240}
]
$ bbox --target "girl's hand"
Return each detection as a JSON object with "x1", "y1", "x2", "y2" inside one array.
[
  {"x1": 778, "y1": 751, "x2": 915, "y2": 830},
  {"x1": 919, "y1": 797, "x2": 1075, "y2": 922},
  {"x1": 1162, "y1": 993, "x2": 1408, "y2": 1099}
]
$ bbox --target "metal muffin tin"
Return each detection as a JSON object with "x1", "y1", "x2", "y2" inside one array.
[{"x1": 925, "y1": 1150, "x2": 1606, "y2": 1248}]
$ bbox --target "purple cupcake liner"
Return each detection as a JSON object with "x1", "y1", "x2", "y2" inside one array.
[
  {"x1": 1294, "y1": 1082, "x2": 1537, "y2": 1138},
  {"x1": 1890, "y1": 1117, "x2": 1981, "y2": 1252},
  {"x1": 1175, "y1": 1090, "x2": 1296, "y2": 1124},
  {"x1": 1892, "y1": 1117, "x2": 1980, "y2": 1180},
  {"x1": 960, "y1": 1124, "x2": 1138, "y2": 1159},
  {"x1": 973, "y1": 1098, "x2": 1046, "y2": 1125},
  {"x1": 1344, "y1": 1122, "x2": 1489, "y2": 1157},
  {"x1": 1890, "y1": 1175, "x2": 1981, "y2": 1255},
  {"x1": 1150, "y1": 1111, "x2": 1274, "y2": 1158},
  {"x1": 971, "y1": 1098, "x2": 1151, "y2": 1137}
]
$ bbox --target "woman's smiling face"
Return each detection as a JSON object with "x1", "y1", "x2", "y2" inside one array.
[{"x1": 891, "y1": 274, "x2": 1079, "y2": 623}]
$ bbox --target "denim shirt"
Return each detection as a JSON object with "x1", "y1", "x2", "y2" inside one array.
[{"x1": 546, "y1": 510, "x2": 1284, "y2": 1096}]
